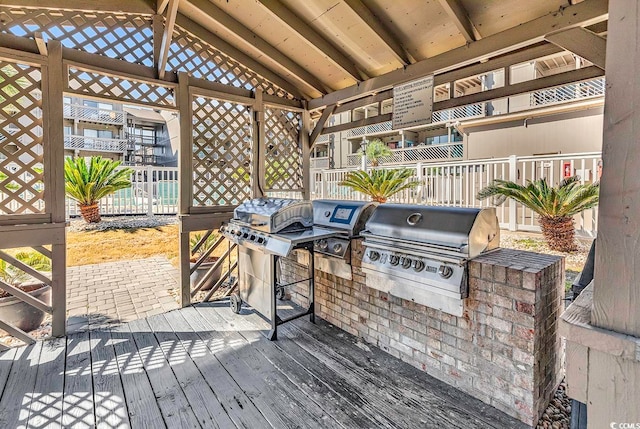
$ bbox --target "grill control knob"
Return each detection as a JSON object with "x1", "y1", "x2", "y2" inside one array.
[
  {"x1": 219, "y1": 226, "x2": 226, "y2": 233},
  {"x1": 324, "y1": 210, "x2": 331, "y2": 217},
  {"x1": 332, "y1": 243, "x2": 343, "y2": 254},
  {"x1": 250, "y1": 234, "x2": 256, "y2": 241},
  {"x1": 242, "y1": 232, "x2": 249, "y2": 239},
  {"x1": 317, "y1": 239, "x2": 328, "y2": 250},
  {"x1": 438, "y1": 265, "x2": 454, "y2": 279},
  {"x1": 257, "y1": 237, "x2": 265, "y2": 244},
  {"x1": 389, "y1": 255, "x2": 400, "y2": 266},
  {"x1": 412, "y1": 260, "x2": 425, "y2": 272},
  {"x1": 401, "y1": 257, "x2": 412, "y2": 269},
  {"x1": 368, "y1": 251, "x2": 380, "y2": 261},
  {"x1": 234, "y1": 230, "x2": 242, "y2": 237}
]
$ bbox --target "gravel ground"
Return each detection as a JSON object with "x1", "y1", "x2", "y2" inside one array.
[
  {"x1": 68, "y1": 215, "x2": 178, "y2": 232},
  {"x1": 537, "y1": 381, "x2": 571, "y2": 429}
]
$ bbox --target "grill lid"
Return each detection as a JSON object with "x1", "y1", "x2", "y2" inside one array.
[
  {"x1": 312, "y1": 199, "x2": 378, "y2": 236},
  {"x1": 233, "y1": 198, "x2": 313, "y2": 233},
  {"x1": 363, "y1": 205, "x2": 499, "y2": 258}
]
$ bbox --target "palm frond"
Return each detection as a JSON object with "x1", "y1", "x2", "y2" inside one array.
[
  {"x1": 340, "y1": 168, "x2": 419, "y2": 202},
  {"x1": 64, "y1": 156, "x2": 133, "y2": 206}
]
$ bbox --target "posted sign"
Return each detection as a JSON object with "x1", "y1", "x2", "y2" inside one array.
[{"x1": 392, "y1": 75, "x2": 434, "y2": 130}]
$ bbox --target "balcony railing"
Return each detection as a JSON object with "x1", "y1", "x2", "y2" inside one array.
[
  {"x1": 63, "y1": 103, "x2": 125, "y2": 125},
  {"x1": 311, "y1": 157, "x2": 329, "y2": 169},
  {"x1": 346, "y1": 142, "x2": 464, "y2": 166},
  {"x1": 328, "y1": 77, "x2": 606, "y2": 140},
  {"x1": 64, "y1": 135, "x2": 129, "y2": 152}
]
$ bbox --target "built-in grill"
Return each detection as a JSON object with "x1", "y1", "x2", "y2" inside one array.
[
  {"x1": 311, "y1": 200, "x2": 377, "y2": 279},
  {"x1": 361, "y1": 205, "x2": 500, "y2": 316},
  {"x1": 220, "y1": 197, "x2": 340, "y2": 340}
]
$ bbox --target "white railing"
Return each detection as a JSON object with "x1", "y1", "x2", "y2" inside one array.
[
  {"x1": 312, "y1": 151, "x2": 602, "y2": 237},
  {"x1": 347, "y1": 142, "x2": 464, "y2": 166},
  {"x1": 65, "y1": 166, "x2": 179, "y2": 217},
  {"x1": 63, "y1": 103, "x2": 125, "y2": 125},
  {"x1": 322, "y1": 77, "x2": 605, "y2": 140},
  {"x1": 64, "y1": 135, "x2": 129, "y2": 153},
  {"x1": 311, "y1": 157, "x2": 330, "y2": 169}
]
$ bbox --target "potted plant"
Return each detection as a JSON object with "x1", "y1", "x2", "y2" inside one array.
[
  {"x1": 64, "y1": 156, "x2": 133, "y2": 223},
  {"x1": 359, "y1": 138, "x2": 392, "y2": 167},
  {"x1": 340, "y1": 168, "x2": 419, "y2": 203},
  {"x1": 190, "y1": 232, "x2": 222, "y2": 291},
  {"x1": 477, "y1": 176, "x2": 599, "y2": 252},
  {"x1": 0, "y1": 252, "x2": 52, "y2": 333}
]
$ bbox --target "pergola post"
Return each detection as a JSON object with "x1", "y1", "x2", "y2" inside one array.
[
  {"x1": 177, "y1": 72, "x2": 192, "y2": 307},
  {"x1": 562, "y1": 0, "x2": 640, "y2": 425}
]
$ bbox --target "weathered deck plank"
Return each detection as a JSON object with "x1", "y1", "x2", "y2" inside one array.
[
  {"x1": 62, "y1": 330, "x2": 96, "y2": 429},
  {"x1": 88, "y1": 328, "x2": 131, "y2": 429},
  {"x1": 110, "y1": 323, "x2": 165, "y2": 429},
  {"x1": 28, "y1": 337, "x2": 66, "y2": 428},
  {"x1": 162, "y1": 308, "x2": 272, "y2": 429},
  {"x1": 146, "y1": 312, "x2": 236, "y2": 429},
  {"x1": 0, "y1": 302, "x2": 528, "y2": 429},
  {"x1": 191, "y1": 305, "x2": 343, "y2": 429},
  {"x1": 0, "y1": 342, "x2": 42, "y2": 428},
  {"x1": 126, "y1": 317, "x2": 202, "y2": 429}
]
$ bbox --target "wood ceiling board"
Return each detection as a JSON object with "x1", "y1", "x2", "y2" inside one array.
[
  {"x1": 180, "y1": 1, "x2": 338, "y2": 94},
  {"x1": 280, "y1": 0, "x2": 404, "y2": 77},
  {"x1": 461, "y1": 0, "x2": 568, "y2": 37},
  {"x1": 363, "y1": 0, "x2": 468, "y2": 61}
]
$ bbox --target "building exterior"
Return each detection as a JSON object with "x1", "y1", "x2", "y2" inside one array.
[
  {"x1": 312, "y1": 50, "x2": 604, "y2": 171},
  {"x1": 62, "y1": 95, "x2": 178, "y2": 166}
]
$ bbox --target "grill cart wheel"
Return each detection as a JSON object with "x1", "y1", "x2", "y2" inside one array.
[
  {"x1": 276, "y1": 286, "x2": 286, "y2": 301},
  {"x1": 230, "y1": 294, "x2": 242, "y2": 314}
]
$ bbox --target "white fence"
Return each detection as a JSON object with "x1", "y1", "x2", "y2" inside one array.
[
  {"x1": 66, "y1": 166, "x2": 179, "y2": 217},
  {"x1": 312, "y1": 152, "x2": 602, "y2": 237},
  {"x1": 346, "y1": 142, "x2": 464, "y2": 166}
]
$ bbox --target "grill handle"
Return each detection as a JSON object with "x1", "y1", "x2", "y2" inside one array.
[{"x1": 406, "y1": 213, "x2": 423, "y2": 226}]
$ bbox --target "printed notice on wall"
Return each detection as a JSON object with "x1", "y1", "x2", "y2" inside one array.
[{"x1": 392, "y1": 75, "x2": 434, "y2": 130}]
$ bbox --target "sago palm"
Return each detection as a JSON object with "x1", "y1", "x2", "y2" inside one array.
[
  {"x1": 360, "y1": 139, "x2": 392, "y2": 167},
  {"x1": 64, "y1": 156, "x2": 133, "y2": 223},
  {"x1": 340, "y1": 168, "x2": 419, "y2": 203},
  {"x1": 477, "y1": 176, "x2": 599, "y2": 252}
]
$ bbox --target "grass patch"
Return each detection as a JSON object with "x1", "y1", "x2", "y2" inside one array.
[{"x1": 67, "y1": 225, "x2": 179, "y2": 267}]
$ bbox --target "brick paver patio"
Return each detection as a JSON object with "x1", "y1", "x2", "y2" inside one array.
[{"x1": 66, "y1": 257, "x2": 180, "y2": 332}]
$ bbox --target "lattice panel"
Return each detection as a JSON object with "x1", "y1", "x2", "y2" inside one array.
[
  {"x1": 68, "y1": 67, "x2": 175, "y2": 108},
  {"x1": 170, "y1": 25, "x2": 295, "y2": 100},
  {"x1": 264, "y1": 108, "x2": 303, "y2": 191},
  {"x1": 0, "y1": 7, "x2": 153, "y2": 66},
  {"x1": 192, "y1": 96, "x2": 252, "y2": 207},
  {"x1": 0, "y1": 61, "x2": 44, "y2": 215}
]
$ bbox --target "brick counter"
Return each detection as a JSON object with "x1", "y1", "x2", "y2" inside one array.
[{"x1": 280, "y1": 242, "x2": 564, "y2": 427}]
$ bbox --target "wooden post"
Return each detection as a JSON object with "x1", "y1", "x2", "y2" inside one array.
[
  {"x1": 46, "y1": 40, "x2": 67, "y2": 337},
  {"x1": 252, "y1": 88, "x2": 265, "y2": 198},
  {"x1": 301, "y1": 109, "x2": 311, "y2": 200},
  {"x1": 177, "y1": 72, "x2": 192, "y2": 307},
  {"x1": 592, "y1": 0, "x2": 640, "y2": 337}
]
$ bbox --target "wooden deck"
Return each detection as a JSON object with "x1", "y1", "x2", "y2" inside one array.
[{"x1": 0, "y1": 302, "x2": 527, "y2": 429}]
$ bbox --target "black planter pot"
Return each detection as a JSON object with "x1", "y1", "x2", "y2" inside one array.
[{"x1": 0, "y1": 283, "x2": 51, "y2": 333}]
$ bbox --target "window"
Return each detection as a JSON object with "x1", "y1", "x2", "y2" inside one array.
[
  {"x1": 98, "y1": 102, "x2": 113, "y2": 111},
  {"x1": 64, "y1": 126, "x2": 72, "y2": 136},
  {"x1": 98, "y1": 130, "x2": 113, "y2": 139},
  {"x1": 83, "y1": 100, "x2": 98, "y2": 108}
]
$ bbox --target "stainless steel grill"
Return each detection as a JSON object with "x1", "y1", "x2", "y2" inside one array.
[
  {"x1": 311, "y1": 199, "x2": 377, "y2": 279},
  {"x1": 361, "y1": 205, "x2": 500, "y2": 316},
  {"x1": 221, "y1": 197, "x2": 342, "y2": 340}
]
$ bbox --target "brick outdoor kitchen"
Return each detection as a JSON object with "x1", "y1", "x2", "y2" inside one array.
[{"x1": 281, "y1": 241, "x2": 565, "y2": 427}]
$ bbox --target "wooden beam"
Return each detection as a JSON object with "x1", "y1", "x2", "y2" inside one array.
[
  {"x1": 0, "y1": 0, "x2": 155, "y2": 14},
  {"x1": 309, "y1": 0, "x2": 608, "y2": 110},
  {"x1": 157, "y1": 0, "x2": 170, "y2": 14},
  {"x1": 310, "y1": 104, "x2": 336, "y2": 148},
  {"x1": 157, "y1": 0, "x2": 179, "y2": 80},
  {"x1": 257, "y1": 0, "x2": 366, "y2": 81},
  {"x1": 185, "y1": 0, "x2": 330, "y2": 95},
  {"x1": 592, "y1": 0, "x2": 640, "y2": 337},
  {"x1": 434, "y1": 65, "x2": 604, "y2": 111},
  {"x1": 343, "y1": 0, "x2": 413, "y2": 65},
  {"x1": 334, "y1": 90, "x2": 393, "y2": 114},
  {"x1": 174, "y1": 14, "x2": 305, "y2": 100},
  {"x1": 152, "y1": 14, "x2": 163, "y2": 72},
  {"x1": 33, "y1": 32, "x2": 47, "y2": 56},
  {"x1": 545, "y1": 27, "x2": 607, "y2": 70},
  {"x1": 437, "y1": 0, "x2": 480, "y2": 43},
  {"x1": 322, "y1": 113, "x2": 392, "y2": 135}
]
